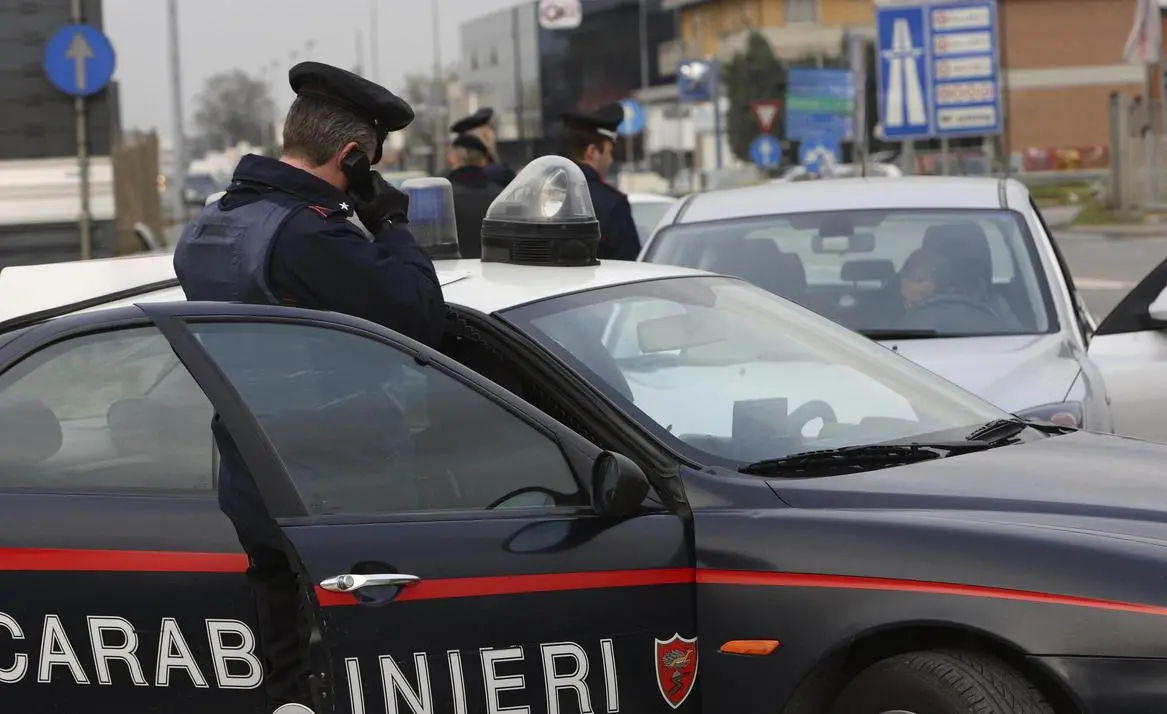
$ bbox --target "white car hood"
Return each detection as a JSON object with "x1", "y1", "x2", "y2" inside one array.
[{"x1": 879, "y1": 333, "x2": 1082, "y2": 413}]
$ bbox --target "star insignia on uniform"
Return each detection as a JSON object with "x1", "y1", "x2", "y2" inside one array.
[{"x1": 339, "y1": 202, "x2": 350, "y2": 211}]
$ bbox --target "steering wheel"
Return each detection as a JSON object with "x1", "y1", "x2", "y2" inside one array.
[
  {"x1": 788, "y1": 400, "x2": 837, "y2": 437},
  {"x1": 485, "y1": 486, "x2": 561, "y2": 510},
  {"x1": 907, "y1": 295, "x2": 1001, "y2": 321}
]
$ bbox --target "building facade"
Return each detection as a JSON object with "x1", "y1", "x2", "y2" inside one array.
[{"x1": 460, "y1": 0, "x2": 679, "y2": 157}]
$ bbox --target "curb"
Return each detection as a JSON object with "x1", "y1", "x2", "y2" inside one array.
[{"x1": 1058, "y1": 224, "x2": 1167, "y2": 237}]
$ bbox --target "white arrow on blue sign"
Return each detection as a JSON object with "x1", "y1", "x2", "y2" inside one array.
[
  {"x1": 749, "y1": 134, "x2": 782, "y2": 169},
  {"x1": 43, "y1": 24, "x2": 117, "y2": 97},
  {"x1": 617, "y1": 99, "x2": 646, "y2": 136},
  {"x1": 799, "y1": 134, "x2": 841, "y2": 173}
]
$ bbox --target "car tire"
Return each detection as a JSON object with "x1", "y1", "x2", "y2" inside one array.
[{"x1": 830, "y1": 649, "x2": 1056, "y2": 714}]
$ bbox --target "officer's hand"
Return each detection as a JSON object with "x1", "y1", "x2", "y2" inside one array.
[{"x1": 353, "y1": 171, "x2": 410, "y2": 233}]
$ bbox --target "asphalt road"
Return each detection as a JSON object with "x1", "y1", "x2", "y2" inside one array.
[{"x1": 1053, "y1": 230, "x2": 1167, "y2": 319}]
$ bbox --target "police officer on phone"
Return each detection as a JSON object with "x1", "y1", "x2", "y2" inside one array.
[
  {"x1": 559, "y1": 103, "x2": 641, "y2": 260},
  {"x1": 448, "y1": 107, "x2": 517, "y2": 187},
  {"x1": 172, "y1": 61, "x2": 445, "y2": 711}
]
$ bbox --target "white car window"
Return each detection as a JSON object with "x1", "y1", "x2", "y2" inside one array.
[{"x1": 645, "y1": 209, "x2": 1056, "y2": 338}]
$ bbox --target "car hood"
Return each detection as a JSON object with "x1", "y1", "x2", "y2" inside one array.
[
  {"x1": 877, "y1": 333, "x2": 1081, "y2": 412},
  {"x1": 773, "y1": 430, "x2": 1167, "y2": 538}
]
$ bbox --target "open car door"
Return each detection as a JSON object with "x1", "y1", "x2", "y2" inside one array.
[{"x1": 1086, "y1": 256, "x2": 1167, "y2": 443}]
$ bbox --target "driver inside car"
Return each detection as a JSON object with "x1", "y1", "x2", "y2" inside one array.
[{"x1": 896, "y1": 246, "x2": 1012, "y2": 333}]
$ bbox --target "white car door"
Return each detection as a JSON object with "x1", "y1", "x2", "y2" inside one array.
[{"x1": 1086, "y1": 257, "x2": 1167, "y2": 443}]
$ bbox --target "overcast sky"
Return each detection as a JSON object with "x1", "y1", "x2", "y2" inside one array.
[{"x1": 104, "y1": 0, "x2": 518, "y2": 139}]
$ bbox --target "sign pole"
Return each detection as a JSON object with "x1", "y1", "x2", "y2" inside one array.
[
  {"x1": 70, "y1": 0, "x2": 91, "y2": 260},
  {"x1": 712, "y1": 67, "x2": 723, "y2": 169}
]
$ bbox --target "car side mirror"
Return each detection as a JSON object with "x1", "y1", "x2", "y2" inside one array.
[
  {"x1": 591, "y1": 451, "x2": 650, "y2": 518},
  {"x1": 1148, "y1": 287, "x2": 1167, "y2": 324}
]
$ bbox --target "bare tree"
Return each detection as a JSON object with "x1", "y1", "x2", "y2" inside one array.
[{"x1": 193, "y1": 70, "x2": 275, "y2": 151}]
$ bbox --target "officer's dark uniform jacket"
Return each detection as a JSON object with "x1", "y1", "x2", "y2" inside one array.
[
  {"x1": 574, "y1": 161, "x2": 641, "y2": 261},
  {"x1": 483, "y1": 161, "x2": 517, "y2": 187},
  {"x1": 447, "y1": 165, "x2": 504, "y2": 258},
  {"x1": 173, "y1": 154, "x2": 444, "y2": 543}
]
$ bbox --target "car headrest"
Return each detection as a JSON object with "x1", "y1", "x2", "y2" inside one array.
[
  {"x1": 922, "y1": 222, "x2": 991, "y2": 276},
  {"x1": 0, "y1": 396, "x2": 62, "y2": 466},
  {"x1": 841, "y1": 259, "x2": 897, "y2": 284},
  {"x1": 711, "y1": 239, "x2": 807, "y2": 298}
]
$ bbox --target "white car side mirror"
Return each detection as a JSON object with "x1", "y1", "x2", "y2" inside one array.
[{"x1": 1148, "y1": 286, "x2": 1167, "y2": 323}]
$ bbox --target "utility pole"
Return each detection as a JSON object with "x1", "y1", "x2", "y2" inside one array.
[
  {"x1": 369, "y1": 0, "x2": 380, "y2": 81},
  {"x1": 167, "y1": 0, "x2": 187, "y2": 226},
  {"x1": 431, "y1": 0, "x2": 445, "y2": 175}
]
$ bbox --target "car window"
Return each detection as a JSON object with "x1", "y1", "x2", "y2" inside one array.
[
  {"x1": 504, "y1": 276, "x2": 1007, "y2": 467},
  {"x1": 0, "y1": 326, "x2": 215, "y2": 492},
  {"x1": 645, "y1": 208, "x2": 1059, "y2": 338},
  {"x1": 187, "y1": 321, "x2": 584, "y2": 516},
  {"x1": 631, "y1": 201, "x2": 675, "y2": 240}
]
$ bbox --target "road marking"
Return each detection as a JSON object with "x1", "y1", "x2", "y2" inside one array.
[{"x1": 1074, "y1": 278, "x2": 1135, "y2": 290}]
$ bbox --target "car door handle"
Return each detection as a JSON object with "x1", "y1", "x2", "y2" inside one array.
[{"x1": 319, "y1": 573, "x2": 421, "y2": 593}]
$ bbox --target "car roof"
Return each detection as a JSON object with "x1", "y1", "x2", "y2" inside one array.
[
  {"x1": 628, "y1": 193, "x2": 677, "y2": 204},
  {"x1": 0, "y1": 253, "x2": 711, "y2": 323},
  {"x1": 674, "y1": 176, "x2": 1018, "y2": 224}
]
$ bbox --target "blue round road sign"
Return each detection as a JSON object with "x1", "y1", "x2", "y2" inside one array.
[
  {"x1": 617, "y1": 99, "x2": 645, "y2": 136},
  {"x1": 748, "y1": 134, "x2": 782, "y2": 169},
  {"x1": 799, "y1": 134, "x2": 841, "y2": 173},
  {"x1": 43, "y1": 24, "x2": 117, "y2": 97}
]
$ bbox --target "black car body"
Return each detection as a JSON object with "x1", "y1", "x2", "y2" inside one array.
[{"x1": 0, "y1": 257, "x2": 1166, "y2": 714}]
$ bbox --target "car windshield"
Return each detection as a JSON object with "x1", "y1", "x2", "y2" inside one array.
[
  {"x1": 501, "y1": 276, "x2": 1009, "y2": 467},
  {"x1": 631, "y1": 201, "x2": 675, "y2": 239},
  {"x1": 643, "y1": 209, "x2": 1058, "y2": 338}
]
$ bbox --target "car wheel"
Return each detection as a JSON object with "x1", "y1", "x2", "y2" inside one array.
[{"x1": 830, "y1": 650, "x2": 1056, "y2": 714}]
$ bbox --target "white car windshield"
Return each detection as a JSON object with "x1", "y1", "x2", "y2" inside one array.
[
  {"x1": 642, "y1": 209, "x2": 1058, "y2": 339},
  {"x1": 501, "y1": 276, "x2": 1008, "y2": 467}
]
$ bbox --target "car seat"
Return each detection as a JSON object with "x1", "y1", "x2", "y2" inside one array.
[
  {"x1": 708, "y1": 238, "x2": 808, "y2": 303},
  {"x1": 922, "y1": 222, "x2": 1026, "y2": 329},
  {"x1": 0, "y1": 395, "x2": 62, "y2": 472}
]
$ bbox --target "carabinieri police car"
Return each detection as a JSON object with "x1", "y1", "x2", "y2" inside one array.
[{"x1": 1, "y1": 157, "x2": 1166, "y2": 714}]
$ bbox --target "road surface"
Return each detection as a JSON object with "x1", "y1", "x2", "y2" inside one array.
[{"x1": 1054, "y1": 230, "x2": 1167, "y2": 319}]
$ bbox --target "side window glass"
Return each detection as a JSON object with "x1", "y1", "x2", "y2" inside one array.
[
  {"x1": 0, "y1": 327, "x2": 215, "y2": 491},
  {"x1": 188, "y1": 321, "x2": 584, "y2": 516}
]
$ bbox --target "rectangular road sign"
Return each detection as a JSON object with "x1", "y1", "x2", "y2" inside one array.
[
  {"x1": 875, "y1": 0, "x2": 1002, "y2": 141},
  {"x1": 784, "y1": 68, "x2": 855, "y2": 141}
]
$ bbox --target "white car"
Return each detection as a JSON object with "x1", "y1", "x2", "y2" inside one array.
[
  {"x1": 639, "y1": 176, "x2": 1167, "y2": 442},
  {"x1": 627, "y1": 192, "x2": 678, "y2": 244}
]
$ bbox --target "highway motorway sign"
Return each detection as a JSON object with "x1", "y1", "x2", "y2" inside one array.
[
  {"x1": 875, "y1": 0, "x2": 1002, "y2": 140},
  {"x1": 43, "y1": 23, "x2": 116, "y2": 97}
]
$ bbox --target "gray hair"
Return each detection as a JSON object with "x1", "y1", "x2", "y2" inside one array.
[
  {"x1": 282, "y1": 95, "x2": 377, "y2": 166},
  {"x1": 453, "y1": 145, "x2": 488, "y2": 167}
]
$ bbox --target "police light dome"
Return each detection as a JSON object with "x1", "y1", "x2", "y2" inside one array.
[
  {"x1": 480, "y1": 155, "x2": 600, "y2": 267},
  {"x1": 401, "y1": 177, "x2": 461, "y2": 260}
]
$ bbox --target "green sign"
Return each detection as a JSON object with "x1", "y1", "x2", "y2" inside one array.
[{"x1": 785, "y1": 94, "x2": 854, "y2": 114}]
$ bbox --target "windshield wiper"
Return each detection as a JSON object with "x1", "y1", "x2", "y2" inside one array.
[
  {"x1": 859, "y1": 329, "x2": 940, "y2": 340},
  {"x1": 741, "y1": 441, "x2": 993, "y2": 477},
  {"x1": 964, "y1": 418, "x2": 1030, "y2": 443}
]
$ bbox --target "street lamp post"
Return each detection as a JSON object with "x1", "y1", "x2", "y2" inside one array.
[
  {"x1": 431, "y1": 0, "x2": 445, "y2": 176},
  {"x1": 167, "y1": 0, "x2": 187, "y2": 224}
]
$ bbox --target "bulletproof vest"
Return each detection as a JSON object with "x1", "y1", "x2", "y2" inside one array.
[{"x1": 172, "y1": 196, "x2": 292, "y2": 305}]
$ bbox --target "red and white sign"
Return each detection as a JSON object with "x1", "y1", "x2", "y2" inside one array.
[
  {"x1": 750, "y1": 99, "x2": 782, "y2": 133},
  {"x1": 539, "y1": 0, "x2": 582, "y2": 30}
]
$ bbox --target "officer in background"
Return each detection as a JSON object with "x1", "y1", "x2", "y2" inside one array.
[
  {"x1": 445, "y1": 133, "x2": 504, "y2": 258},
  {"x1": 559, "y1": 103, "x2": 641, "y2": 260},
  {"x1": 449, "y1": 107, "x2": 517, "y2": 187},
  {"x1": 173, "y1": 61, "x2": 445, "y2": 710}
]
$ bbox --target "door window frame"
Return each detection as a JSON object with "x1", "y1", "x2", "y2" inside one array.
[{"x1": 140, "y1": 303, "x2": 611, "y2": 526}]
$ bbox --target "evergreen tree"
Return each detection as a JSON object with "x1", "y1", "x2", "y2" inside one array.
[{"x1": 722, "y1": 32, "x2": 786, "y2": 164}]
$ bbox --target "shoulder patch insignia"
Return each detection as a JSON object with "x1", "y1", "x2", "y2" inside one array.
[{"x1": 655, "y1": 633, "x2": 698, "y2": 708}]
